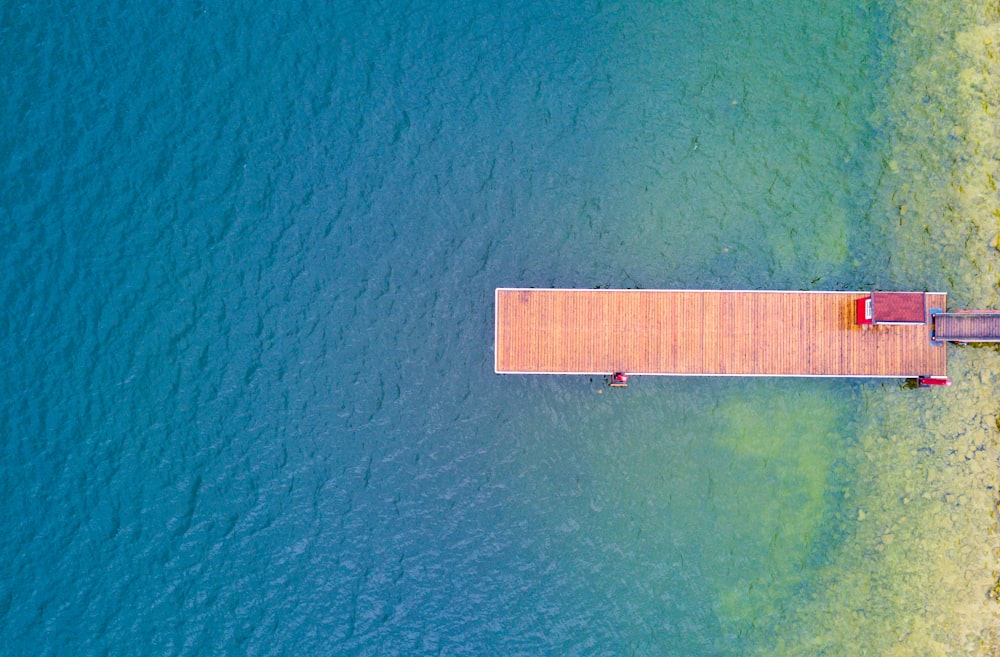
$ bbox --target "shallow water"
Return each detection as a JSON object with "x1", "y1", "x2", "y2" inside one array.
[{"x1": 1, "y1": 0, "x2": 998, "y2": 655}]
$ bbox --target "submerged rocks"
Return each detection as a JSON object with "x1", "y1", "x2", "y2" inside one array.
[{"x1": 989, "y1": 577, "x2": 1000, "y2": 602}]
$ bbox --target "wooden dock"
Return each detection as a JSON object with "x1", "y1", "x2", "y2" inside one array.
[{"x1": 494, "y1": 288, "x2": 948, "y2": 378}]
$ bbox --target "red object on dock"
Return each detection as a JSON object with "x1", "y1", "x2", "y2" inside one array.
[
  {"x1": 856, "y1": 296, "x2": 873, "y2": 326},
  {"x1": 871, "y1": 292, "x2": 928, "y2": 325},
  {"x1": 857, "y1": 292, "x2": 930, "y2": 326}
]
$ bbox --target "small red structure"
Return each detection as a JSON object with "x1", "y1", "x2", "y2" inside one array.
[
  {"x1": 855, "y1": 296, "x2": 873, "y2": 326},
  {"x1": 856, "y1": 292, "x2": 927, "y2": 326},
  {"x1": 610, "y1": 373, "x2": 629, "y2": 387}
]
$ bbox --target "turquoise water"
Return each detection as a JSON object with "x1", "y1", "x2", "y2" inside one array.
[{"x1": 2, "y1": 1, "x2": 995, "y2": 655}]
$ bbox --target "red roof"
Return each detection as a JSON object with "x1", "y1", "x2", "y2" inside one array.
[{"x1": 872, "y1": 292, "x2": 926, "y2": 324}]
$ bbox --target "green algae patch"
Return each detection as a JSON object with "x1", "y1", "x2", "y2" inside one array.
[
  {"x1": 708, "y1": 388, "x2": 843, "y2": 635},
  {"x1": 747, "y1": 352, "x2": 1000, "y2": 657},
  {"x1": 504, "y1": 378, "x2": 856, "y2": 654}
]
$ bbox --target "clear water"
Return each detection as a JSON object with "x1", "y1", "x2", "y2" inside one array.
[{"x1": 2, "y1": 0, "x2": 998, "y2": 655}]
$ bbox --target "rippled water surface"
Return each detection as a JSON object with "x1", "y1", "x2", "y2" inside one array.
[{"x1": 2, "y1": 1, "x2": 998, "y2": 655}]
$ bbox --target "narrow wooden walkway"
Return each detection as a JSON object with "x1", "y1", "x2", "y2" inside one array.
[
  {"x1": 495, "y1": 288, "x2": 948, "y2": 378},
  {"x1": 934, "y1": 312, "x2": 1000, "y2": 342}
]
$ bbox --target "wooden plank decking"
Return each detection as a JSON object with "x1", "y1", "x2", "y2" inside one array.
[
  {"x1": 934, "y1": 312, "x2": 1000, "y2": 342},
  {"x1": 494, "y1": 288, "x2": 948, "y2": 378}
]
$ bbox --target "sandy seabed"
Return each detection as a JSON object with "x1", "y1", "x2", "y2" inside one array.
[{"x1": 755, "y1": 1, "x2": 1000, "y2": 655}]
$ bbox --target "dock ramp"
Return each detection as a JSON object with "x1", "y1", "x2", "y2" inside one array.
[{"x1": 933, "y1": 312, "x2": 1000, "y2": 342}]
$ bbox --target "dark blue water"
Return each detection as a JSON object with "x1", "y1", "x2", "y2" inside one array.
[{"x1": 5, "y1": 1, "x2": 989, "y2": 655}]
